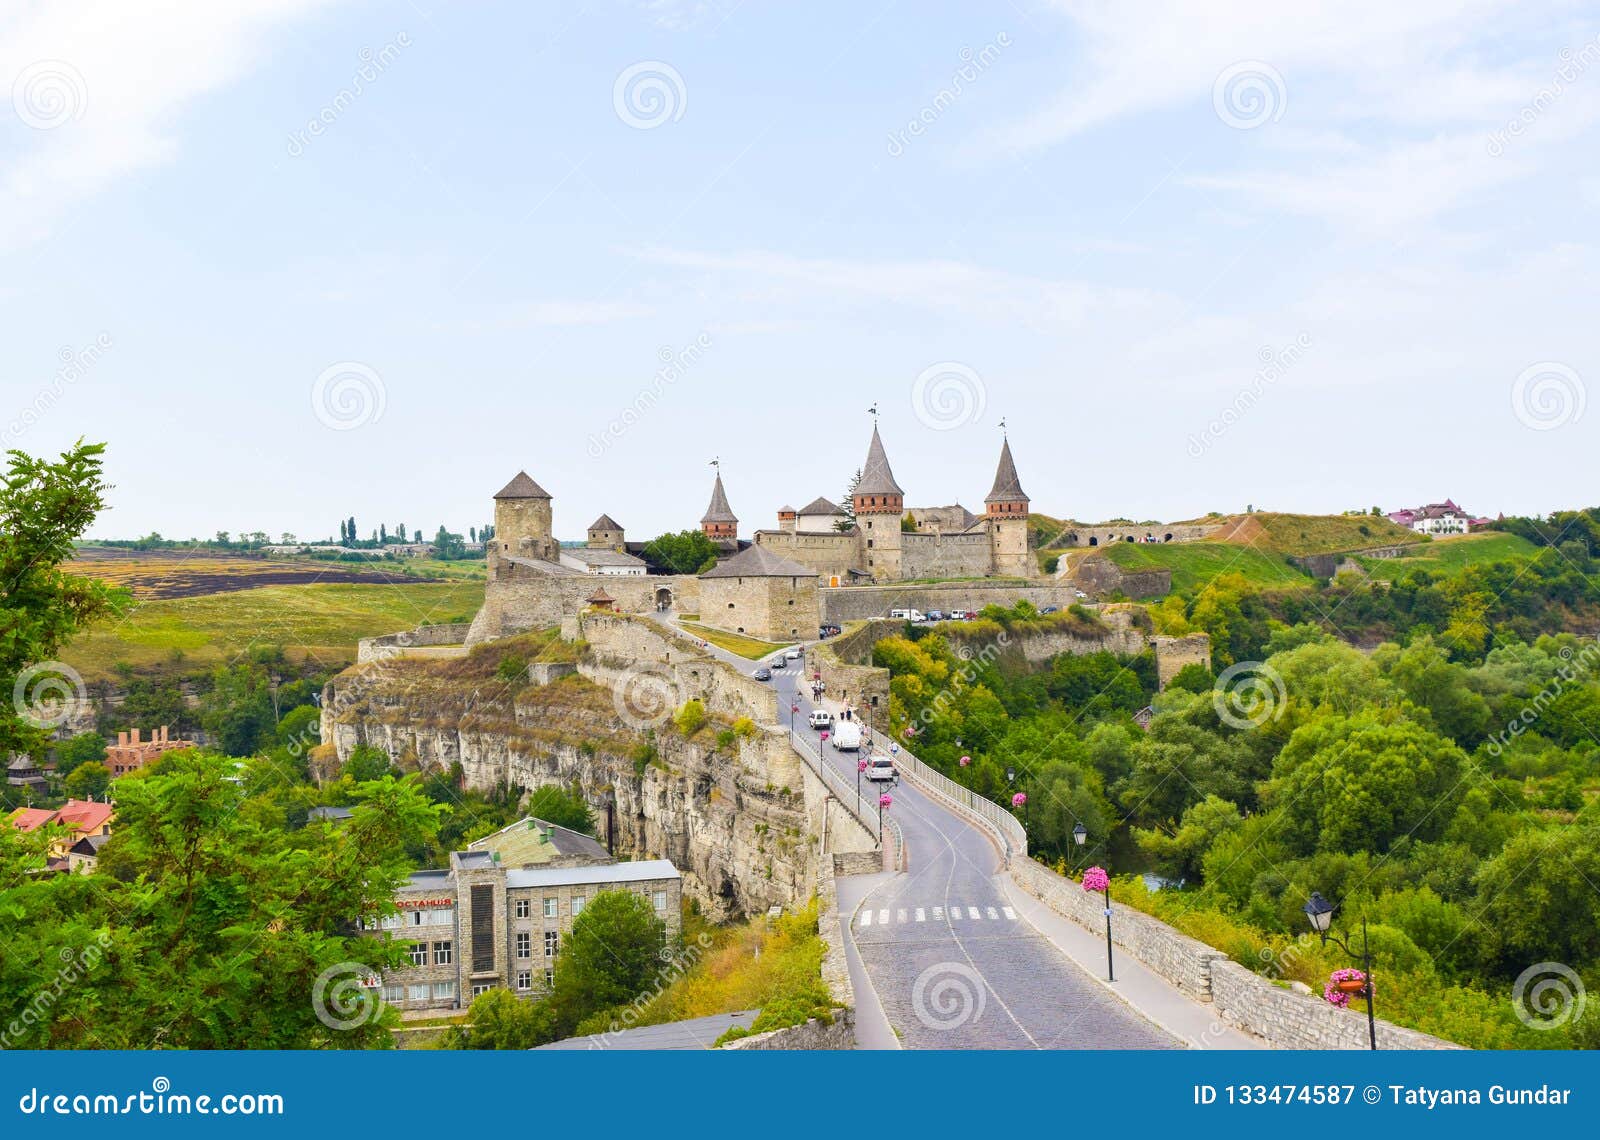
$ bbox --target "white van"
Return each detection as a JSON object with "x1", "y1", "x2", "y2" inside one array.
[
  {"x1": 830, "y1": 722, "x2": 863, "y2": 751},
  {"x1": 889, "y1": 608, "x2": 927, "y2": 623},
  {"x1": 808, "y1": 709, "x2": 834, "y2": 730}
]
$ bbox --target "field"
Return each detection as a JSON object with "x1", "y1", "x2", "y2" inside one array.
[
  {"x1": 678, "y1": 622, "x2": 793, "y2": 660},
  {"x1": 61, "y1": 580, "x2": 484, "y2": 682},
  {"x1": 1198, "y1": 511, "x2": 1422, "y2": 554},
  {"x1": 1358, "y1": 531, "x2": 1541, "y2": 580},
  {"x1": 1100, "y1": 541, "x2": 1312, "y2": 594}
]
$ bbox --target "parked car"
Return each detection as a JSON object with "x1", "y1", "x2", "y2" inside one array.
[
  {"x1": 1073, "y1": 590, "x2": 1088, "y2": 600},
  {"x1": 1040, "y1": 605, "x2": 1058, "y2": 614},
  {"x1": 809, "y1": 709, "x2": 834, "y2": 730},
  {"x1": 784, "y1": 647, "x2": 801, "y2": 661},
  {"x1": 889, "y1": 608, "x2": 927, "y2": 623},
  {"x1": 753, "y1": 667, "x2": 773, "y2": 681},
  {"x1": 926, "y1": 609, "x2": 945, "y2": 621},
  {"x1": 865, "y1": 757, "x2": 896, "y2": 781},
  {"x1": 818, "y1": 624, "x2": 842, "y2": 639}
]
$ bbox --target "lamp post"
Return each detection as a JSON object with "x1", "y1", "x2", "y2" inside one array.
[
  {"x1": 789, "y1": 702, "x2": 799, "y2": 733},
  {"x1": 878, "y1": 791, "x2": 892, "y2": 839},
  {"x1": 1076, "y1": 825, "x2": 1114, "y2": 982},
  {"x1": 1304, "y1": 891, "x2": 1378, "y2": 1051}
]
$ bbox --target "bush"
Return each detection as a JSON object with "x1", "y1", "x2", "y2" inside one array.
[{"x1": 673, "y1": 700, "x2": 707, "y2": 736}]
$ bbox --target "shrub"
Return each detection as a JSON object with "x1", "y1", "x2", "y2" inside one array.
[{"x1": 673, "y1": 699, "x2": 707, "y2": 736}]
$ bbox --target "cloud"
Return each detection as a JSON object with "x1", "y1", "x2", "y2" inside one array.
[{"x1": 1, "y1": 0, "x2": 335, "y2": 250}]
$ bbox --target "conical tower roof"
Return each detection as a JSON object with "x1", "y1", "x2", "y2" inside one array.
[
  {"x1": 855, "y1": 424, "x2": 905, "y2": 497},
  {"x1": 588, "y1": 514, "x2": 623, "y2": 531},
  {"x1": 701, "y1": 473, "x2": 738, "y2": 525},
  {"x1": 984, "y1": 437, "x2": 1029, "y2": 504},
  {"x1": 494, "y1": 470, "x2": 552, "y2": 500}
]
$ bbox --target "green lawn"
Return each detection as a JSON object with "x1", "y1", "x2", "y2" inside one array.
[
  {"x1": 62, "y1": 580, "x2": 485, "y2": 682},
  {"x1": 1358, "y1": 532, "x2": 1541, "y2": 580},
  {"x1": 679, "y1": 622, "x2": 793, "y2": 660},
  {"x1": 1101, "y1": 541, "x2": 1313, "y2": 594}
]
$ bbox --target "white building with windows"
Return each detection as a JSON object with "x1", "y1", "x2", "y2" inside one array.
[{"x1": 363, "y1": 840, "x2": 682, "y2": 1014}]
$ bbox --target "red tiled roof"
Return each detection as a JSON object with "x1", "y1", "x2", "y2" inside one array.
[
  {"x1": 53, "y1": 800, "x2": 114, "y2": 835},
  {"x1": 7, "y1": 807, "x2": 55, "y2": 832}
]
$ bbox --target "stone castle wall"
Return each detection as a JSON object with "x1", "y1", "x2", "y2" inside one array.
[
  {"x1": 467, "y1": 571, "x2": 700, "y2": 645},
  {"x1": 1053, "y1": 522, "x2": 1220, "y2": 547},
  {"x1": 1152, "y1": 634, "x2": 1212, "y2": 686},
  {"x1": 1070, "y1": 557, "x2": 1172, "y2": 599},
  {"x1": 818, "y1": 582, "x2": 1081, "y2": 624},
  {"x1": 899, "y1": 530, "x2": 993, "y2": 579},
  {"x1": 699, "y1": 574, "x2": 819, "y2": 642},
  {"x1": 578, "y1": 613, "x2": 781, "y2": 729},
  {"x1": 753, "y1": 530, "x2": 860, "y2": 581}
]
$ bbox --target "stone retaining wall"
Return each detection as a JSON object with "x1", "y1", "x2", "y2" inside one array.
[
  {"x1": 357, "y1": 622, "x2": 473, "y2": 663},
  {"x1": 819, "y1": 582, "x2": 1086, "y2": 624},
  {"x1": 579, "y1": 613, "x2": 778, "y2": 727}
]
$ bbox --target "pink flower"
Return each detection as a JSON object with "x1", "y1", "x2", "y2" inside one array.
[
  {"x1": 959, "y1": 755, "x2": 971, "y2": 767},
  {"x1": 903, "y1": 726, "x2": 916, "y2": 737},
  {"x1": 1323, "y1": 968, "x2": 1370, "y2": 1008},
  {"x1": 878, "y1": 793, "x2": 893, "y2": 808},
  {"x1": 1081, "y1": 866, "x2": 1109, "y2": 893},
  {"x1": 857, "y1": 758, "x2": 869, "y2": 772},
  {"x1": 1011, "y1": 792, "x2": 1027, "y2": 808}
]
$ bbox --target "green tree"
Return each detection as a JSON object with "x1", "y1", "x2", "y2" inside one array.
[
  {"x1": 640, "y1": 529, "x2": 719, "y2": 575},
  {"x1": 549, "y1": 890, "x2": 666, "y2": 1031},
  {"x1": 459, "y1": 987, "x2": 560, "y2": 1049},
  {"x1": 525, "y1": 783, "x2": 596, "y2": 835},
  {"x1": 63, "y1": 760, "x2": 110, "y2": 800},
  {"x1": 199, "y1": 664, "x2": 277, "y2": 756},
  {"x1": 55, "y1": 732, "x2": 108, "y2": 776},
  {"x1": 433, "y1": 526, "x2": 467, "y2": 560},
  {"x1": 1, "y1": 442, "x2": 127, "y2": 757},
  {"x1": 1474, "y1": 825, "x2": 1600, "y2": 973},
  {"x1": 345, "y1": 745, "x2": 393, "y2": 782}
]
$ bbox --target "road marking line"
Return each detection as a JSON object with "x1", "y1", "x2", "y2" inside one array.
[
  {"x1": 915, "y1": 908, "x2": 925, "y2": 922},
  {"x1": 968, "y1": 907, "x2": 982, "y2": 920},
  {"x1": 897, "y1": 909, "x2": 907, "y2": 924},
  {"x1": 1002, "y1": 906, "x2": 1016, "y2": 921},
  {"x1": 947, "y1": 906, "x2": 961, "y2": 919},
  {"x1": 932, "y1": 906, "x2": 944, "y2": 919},
  {"x1": 860, "y1": 910, "x2": 872, "y2": 927},
  {"x1": 878, "y1": 909, "x2": 889, "y2": 925},
  {"x1": 986, "y1": 907, "x2": 999, "y2": 920}
]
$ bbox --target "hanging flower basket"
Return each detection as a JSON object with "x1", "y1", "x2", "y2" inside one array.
[
  {"x1": 959, "y1": 755, "x2": 971, "y2": 767},
  {"x1": 1081, "y1": 866, "x2": 1109, "y2": 893},
  {"x1": 878, "y1": 793, "x2": 893, "y2": 808},
  {"x1": 1011, "y1": 792, "x2": 1028, "y2": 808},
  {"x1": 1324, "y1": 969, "x2": 1369, "y2": 1006}
]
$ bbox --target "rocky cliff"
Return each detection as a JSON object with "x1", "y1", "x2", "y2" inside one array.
[{"x1": 318, "y1": 632, "x2": 817, "y2": 921}]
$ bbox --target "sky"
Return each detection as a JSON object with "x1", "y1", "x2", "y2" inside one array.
[{"x1": 2, "y1": 0, "x2": 1598, "y2": 543}]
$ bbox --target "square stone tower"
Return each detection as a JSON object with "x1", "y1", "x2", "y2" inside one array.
[{"x1": 985, "y1": 437, "x2": 1032, "y2": 578}]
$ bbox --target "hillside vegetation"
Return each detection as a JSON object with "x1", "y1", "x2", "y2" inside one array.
[
  {"x1": 1202, "y1": 511, "x2": 1422, "y2": 554},
  {"x1": 1358, "y1": 532, "x2": 1539, "y2": 580},
  {"x1": 1102, "y1": 541, "x2": 1312, "y2": 593}
]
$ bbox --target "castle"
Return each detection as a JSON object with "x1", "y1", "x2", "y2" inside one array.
[{"x1": 465, "y1": 423, "x2": 1038, "y2": 646}]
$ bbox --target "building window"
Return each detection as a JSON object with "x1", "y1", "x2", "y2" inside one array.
[
  {"x1": 409, "y1": 944, "x2": 428, "y2": 967},
  {"x1": 572, "y1": 895, "x2": 585, "y2": 916},
  {"x1": 653, "y1": 890, "x2": 668, "y2": 913},
  {"x1": 545, "y1": 968, "x2": 555, "y2": 989},
  {"x1": 515, "y1": 898, "x2": 530, "y2": 919},
  {"x1": 544, "y1": 930, "x2": 559, "y2": 958},
  {"x1": 472, "y1": 983, "x2": 494, "y2": 998},
  {"x1": 543, "y1": 897, "x2": 558, "y2": 919},
  {"x1": 516, "y1": 971, "x2": 532, "y2": 991},
  {"x1": 517, "y1": 932, "x2": 531, "y2": 959},
  {"x1": 434, "y1": 941, "x2": 452, "y2": 966},
  {"x1": 406, "y1": 983, "x2": 429, "y2": 1002},
  {"x1": 381, "y1": 984, "x2": 404, "y2": 1004},
  {"x1": 432, "y1": 981, "x2": 456, "y2": 1001}
]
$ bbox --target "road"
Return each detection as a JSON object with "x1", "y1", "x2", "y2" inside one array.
[{"x1": 660, "y1": 615, "x2": 1178, "y2": 1050}]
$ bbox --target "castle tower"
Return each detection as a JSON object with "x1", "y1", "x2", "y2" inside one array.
[
  {"x1": 491, "y1": 470, "x2": 558, "y2": 571},
  {"x1": 701, "y1": 472, "x2": 738, "y2": 542},
  {"x1": 853, "y1": 423, "x2": 906, "y2": 579},
  {"x1": 587, "y1": 514, "x2": 624, "y2": 551},
  {"x1": 984, "y1": 436, "x2": 1031, "y2": 578},
  {"x1": 777, "y1": 505, "x2": 797, "y2": 534}
]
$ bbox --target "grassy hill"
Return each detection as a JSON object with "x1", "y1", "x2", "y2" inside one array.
[
  {"x1": 1357, "y1": 531, "x2": 1541, "y2": 580},
  {"x1": 1200, "y1": 511, "x2": 1422, "y2": 554},
  {"x1": 1101, "y1": 541, "x2": 1311, "y2": 594},
  {"x1": 62, "y1": 579, "x2": 484, "y2": 683}
]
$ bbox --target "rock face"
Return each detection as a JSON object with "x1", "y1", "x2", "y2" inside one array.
[{"x1": 318, "y1": 641, "x2": 816, "y2": 922}]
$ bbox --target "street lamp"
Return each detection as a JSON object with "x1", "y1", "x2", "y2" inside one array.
[
  {"x1": 857, "y1": 757, "x2": 869, "y2": 803},
  {"x1": 1076, "y1": 825, "x2": 1114, "y2": 982},
  {"x1": 789, "y1": 702, "x2": 799, "y2": 733},
  {"x1": 1303, "y1": 891, "x2": 1378, "y2": 1051},
  {"x1": 1072, "y1": 821, "x2": 1088, "y2": 849},
  {"x1": 878, "y1": 791, "x2": 892, "y2": 840}
]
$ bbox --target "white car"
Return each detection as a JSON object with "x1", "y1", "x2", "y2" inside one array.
[
  {"x1": 809, "y1": 709, "x2": 834, "y2": 730},
  {"x1": 783, "y1": 647, "x2": 801, "y2": 661},
  {"x1": 865, "y1": 757, "x2": 896, "y2": 781}
]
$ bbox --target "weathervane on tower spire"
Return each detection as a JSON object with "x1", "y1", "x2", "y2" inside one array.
[
  {"x1": 998, "y1": 417, "x2": 1008, "y2": 436},
  {"x1": 868, "y1": 403, "x2": 879, "y2": 419}
]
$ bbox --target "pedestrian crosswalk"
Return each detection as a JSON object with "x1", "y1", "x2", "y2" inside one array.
[{"x1": 858, "y1": 902, "x2": 1020, "y2": 928}]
